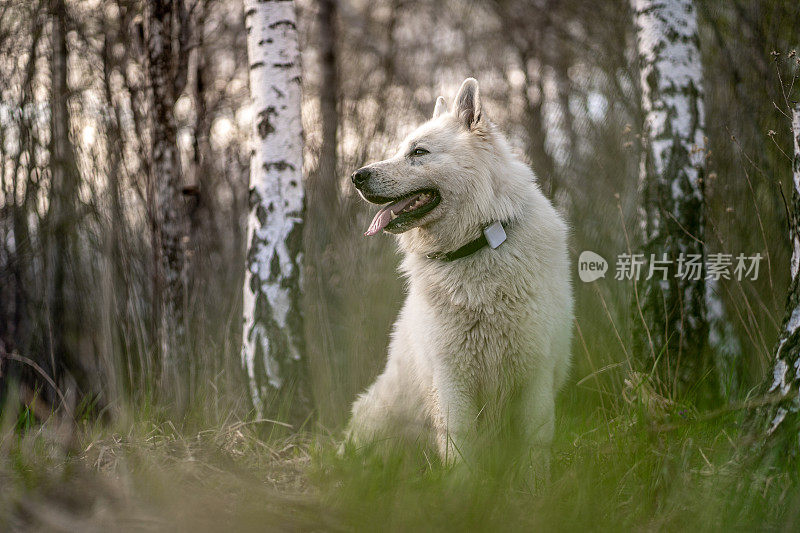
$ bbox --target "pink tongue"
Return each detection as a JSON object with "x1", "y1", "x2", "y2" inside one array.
[{"x1": 364, "y1": 194, "x2": 420, "y2": 236}]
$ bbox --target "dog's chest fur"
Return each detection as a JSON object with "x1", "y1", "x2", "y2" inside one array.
[{"x1": 403, "y1": 245, "x2": 539, "y2": 388}]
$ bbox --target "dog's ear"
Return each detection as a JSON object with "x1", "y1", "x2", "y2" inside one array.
[
  {"x1": 432, "y1": 96, "x2": 448, "y2": 119},
  {"x1": 454, "y1": 78, "x2": 482, "y2": 130}
]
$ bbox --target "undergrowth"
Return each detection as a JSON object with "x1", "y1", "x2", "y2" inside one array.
[{"x1": 2, "y1": 379, "x2": 799, "y2": 532}]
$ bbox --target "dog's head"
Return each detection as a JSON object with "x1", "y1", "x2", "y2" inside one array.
[{"x1": 352, "y1": 78, "x2": 523, "y2": 252}]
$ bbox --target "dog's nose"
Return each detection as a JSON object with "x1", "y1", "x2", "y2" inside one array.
[{"x1": 351, "y1": 168, "x2": 371, "y2": 188}]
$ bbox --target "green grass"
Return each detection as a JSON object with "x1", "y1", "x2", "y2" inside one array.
[
  {"x1": 314, "y1": 390, "x2": 798, "y2": 532},
  {"x1": 2, "y1": 378, "x2": 799, "y2": 532}
]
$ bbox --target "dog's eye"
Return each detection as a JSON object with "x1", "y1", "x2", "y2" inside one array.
[{"x1": 411, "y1": 148, "x2": 429, "y2": 157}]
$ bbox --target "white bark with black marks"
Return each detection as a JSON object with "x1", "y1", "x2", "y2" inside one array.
[
  {"x1": 758, "y1": 105, "x2": 800, "y2": 447},
  {"x1": 242, "y1": 0, "x2": 306, "y2": 417},
  {"x1": 631, "y1": 0, "x2": 739, "y2": 396}
]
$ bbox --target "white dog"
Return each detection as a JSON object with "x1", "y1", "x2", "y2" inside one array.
[{"x1": 346, "y1": 78, "x2": 573, "y2": 469}]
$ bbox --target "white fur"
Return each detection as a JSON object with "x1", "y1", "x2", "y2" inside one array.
[{"x1": 346, "y1": 79, "x2": 573, "y2": 467}]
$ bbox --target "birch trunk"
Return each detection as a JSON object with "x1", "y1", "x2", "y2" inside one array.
[
  {"x1": 317, "y1": 0, "x2": 339, "y2": 205},
  {"x1": 753, "y1": 105, "x2": 800, "y2": 455},
  {"x1": 145, "y1": 0, "x2": 187, "y2": 397},
  {"x1": 242, "y1": 0, "x2": 307, "y2": 418},
  {"x1": 304, "y1": 0, "x2": 340, "y2": 423},
  {"x1": 630, "y1": 0, "x2": 739, "y2": 397},
  {"x1": 47, "y1": 0, "x2": 81, "y2": 401}
]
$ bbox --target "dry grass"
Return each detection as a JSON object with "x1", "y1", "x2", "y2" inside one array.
[{"x1": 0, "y1": 413, "x2": 330, "y2": 532}]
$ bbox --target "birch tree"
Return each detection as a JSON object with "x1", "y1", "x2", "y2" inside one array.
[
  {"x1": 317, "y1": 0, "x2": 339, "y2": 207},
  {"x1": 630, "y1": 0, "x2": 740, "y2": 397},
  {"x1": 48, "y1": 0, "x2": 79, "y2": 389},
  {"x1": 145, "y1": 0, "x2": 190, "y2": 398},
  {"x1": 242, "y1": 0, "x2": 307, "y2": 418},
  {"x1": 753, "y1": 104, "x2": 800, "y2": 456}
]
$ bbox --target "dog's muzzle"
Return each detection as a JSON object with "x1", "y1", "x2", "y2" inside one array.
[{"x1": 351, "y1": 167, "x2": 371, "y2": 190}]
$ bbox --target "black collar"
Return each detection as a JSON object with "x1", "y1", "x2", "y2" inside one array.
[{"x1": 426, "y1": 222, "x2": 508, "y2": 262}]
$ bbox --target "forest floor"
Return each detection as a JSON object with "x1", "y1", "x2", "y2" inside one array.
[{"x1": 2, "y1": 389, "x2": 799, "y2": 532}]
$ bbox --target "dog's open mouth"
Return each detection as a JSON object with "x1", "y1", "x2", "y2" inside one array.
[{"x1": 364, "y1": 189, "x2": 441, "y2": 236}]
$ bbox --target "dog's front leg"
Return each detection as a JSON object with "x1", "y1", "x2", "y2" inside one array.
[
  {"x1": 431, "y1": 371, "x2": 475, "y2": 465},
  {"x1": 519, "y1": 369, "x2": 556, "y2": 489}
]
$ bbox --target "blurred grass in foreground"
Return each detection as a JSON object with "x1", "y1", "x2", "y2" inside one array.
[{"x1": 2, "y1": 372, "x2": 799, "y2": 532}]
